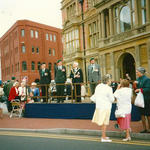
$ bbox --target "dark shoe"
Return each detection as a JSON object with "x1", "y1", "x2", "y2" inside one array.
[
  {"x1": 114, "y1": 123, "x2": 119, "y2": 129},
  {"x1": 140, "y1": 130, "x2": 147, "y2": 133}
]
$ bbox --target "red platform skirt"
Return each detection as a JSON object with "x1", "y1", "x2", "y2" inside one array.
[{"x1": 117, "y1": 114, "x2": 131, "y2": 130}]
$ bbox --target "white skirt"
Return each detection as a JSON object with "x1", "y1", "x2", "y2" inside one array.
[{"x1": 92, "y1": 108, "x2": 111, "y2": 126}]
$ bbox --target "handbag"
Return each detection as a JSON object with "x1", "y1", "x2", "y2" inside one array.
[{"x1": 134, "y1": 92, "x2": 144, "y2": 108}]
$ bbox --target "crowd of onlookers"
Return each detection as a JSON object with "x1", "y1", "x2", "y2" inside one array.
[
  {"x1": 0, "y1": 77, "x2": 41, "y2": 116},
  {"x1": 0, "y1": 57, "x2": 150, "y2": 143}
]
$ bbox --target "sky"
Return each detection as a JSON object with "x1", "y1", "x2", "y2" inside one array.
[{"x1": 0, "y1": 0, "x2": 62, "y2": 37}]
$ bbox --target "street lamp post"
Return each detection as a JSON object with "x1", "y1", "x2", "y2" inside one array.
[{"x1": 78, "y1": 0, "x2": 87, "y2": 84}]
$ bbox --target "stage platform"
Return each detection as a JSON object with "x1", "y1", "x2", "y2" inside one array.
[{"x1": 24, "y1": 103, "x2": 141, "y2": 121}]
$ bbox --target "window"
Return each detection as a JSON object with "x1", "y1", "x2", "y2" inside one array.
[
  {"x1": 120, "y1": 6, "x2": 131, "y2": 32},
  {"x1": 67, "y1": 2, "x2": 76, "y2": 19},
  {"x1": 36, "y1": 47, "x2": 39, "y2": 53},
  {"x1": 53, "y1": 48, "x2": 55, "y2": 56},
  {"x1": 38, "y1": 62, "x2": 41, "y2": 70},
  {"x1": 141, "y1": 0, "x2": 146, "y2": 24},
  {"x1": 32, "y1": 46, "x2": 35, "y2": 53},
  {"x1": 48, "y1": 63, "x2": 52, "y2": 71},
  {"x1": 49, "y1": 48, "x2": 51, "y2": 56},
  {"x1": 21, "y1": 29, "x2": 25, "y2": 37},
  {"x1": 35, "y1": 31, "x2": 38, "y2": 38},
  {"x1": 22, "y1": 45, "x2": 26, "y2": 53},
  {"x1": 46, "y1": 33, "x2": 49, "y2": 40},
  {"x1": 89, "y1": 21, "x2": 99, "y2": 48},
  {"x1": 22, "y1": 61, "x2": 27, "y2": 71},
  {"x1": 31, "y1": 30, "x2": 34, "y2": 38},
  {"x1": 50, "y1": 34, "x2": 53, "y2": 41},
  {"x1": 65, "y1": 29, "x2": 79, "y2": 54},
  {"x1": 53, "y1": 35, "x2": 56, "y2": 42},
  {"x1": 114, "y1": 1, "x2": 135, "y2": 34},
  {"x1": 31, "y1": 61, "x2": 35, "y2": 71}
]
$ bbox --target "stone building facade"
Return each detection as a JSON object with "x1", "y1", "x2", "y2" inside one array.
[
  {"x1": 0, "y1": 20, "x2": 63, "y2": 83},
  {"x1": 61, "y1": 0, "x2": 150, "y2": 81}
]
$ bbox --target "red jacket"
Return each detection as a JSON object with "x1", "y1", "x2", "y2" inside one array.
[{"x1": 8, "y1": 87, "x2": 19, "y2": 101}]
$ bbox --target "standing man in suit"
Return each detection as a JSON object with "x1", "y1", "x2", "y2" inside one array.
[
  {"x1": 55, "y1": 60, "x2": 66, "y2": 103},
  {"x1": 39, "y1": 63, "x2": 51, "y2": 102},
  {"x1": 88, "y1": 57, "x2": 101, "y2": 95},
  {"x1": 70, "y1": 62, "x2": 83, "y2": 102}
]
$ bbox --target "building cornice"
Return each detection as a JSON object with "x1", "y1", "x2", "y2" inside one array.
[{"x1": 97, "y1": 31, "x2": 150, "y2": 53}]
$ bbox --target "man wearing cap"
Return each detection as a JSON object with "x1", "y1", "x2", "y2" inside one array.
[
  {"x1": 88, "y1": 57, "x2": 101, "y2": 95},
  {"x1": 55, "y1": 60, "x2": 66, "y2": 103},
  {"x1": 135, "y1": 67, "x2": 150, "y2": 133},
  {"x1": 39, "y1": 63, "x2": 51, "y2": 102}
]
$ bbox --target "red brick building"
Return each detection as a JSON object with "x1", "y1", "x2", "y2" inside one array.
[{"x1": 0, "y1": 20, "x2": 63, "y2": 84}]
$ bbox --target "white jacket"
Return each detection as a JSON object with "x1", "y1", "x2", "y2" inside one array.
[
  {"x1": 114, "y1": 88, "x2": 132, "y2": 115},
  {"x1": 91, "y1": 83, "x2": 115, "y2": 110}
]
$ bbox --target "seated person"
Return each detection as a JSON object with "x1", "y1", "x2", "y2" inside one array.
[
  {"x1": 18, "y1": 82, "x2": 27, "y2": 101},
  {"x1": 29, "y1": 82, "x2": 40, "y2": 102},
  {"x1": 8, "y1": 81, "x2": 20, "y2": 101}
]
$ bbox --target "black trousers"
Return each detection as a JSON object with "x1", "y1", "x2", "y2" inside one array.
[
  {"x1": 56, "y1": 84, "x2": 65, "y2": 103},
  {"x1": 6, "y1": 99, "x2": 12, "y2": 112},
  {"x1": 74, "y1": 83, "x2": 81, "y2": 102},
  {"x1": 41, "y1": 85, "x2": 49, "y2": 103}
]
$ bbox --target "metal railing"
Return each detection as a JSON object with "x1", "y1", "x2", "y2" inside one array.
[
  {"x1": 25, "y1": 80, "x2": 134, "y2": 104},
  {"x1": 24, "y1": 82, "x2": 95, "y2": 104}
]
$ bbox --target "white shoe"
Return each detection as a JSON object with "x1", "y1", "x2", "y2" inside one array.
[
  {"x1": 122, "y1": 137, "x2": 131, "y2": 141},
  {"x1": 101, "y1": 138, "x2": 112, "y2": 142}
]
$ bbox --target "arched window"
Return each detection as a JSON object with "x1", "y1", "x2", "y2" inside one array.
[
  {"x1": 38, "y1": 62, "x2": 41, "y2": 70},
  {"x1": 22, "y1": 61, "x2": 27, "y2": 71},
  {"x1": 120, "y1": 6, "x2": 131, "y2": 32},
  {"x1": 31, "y1": 61, "x2": 35, "y2": 71}
]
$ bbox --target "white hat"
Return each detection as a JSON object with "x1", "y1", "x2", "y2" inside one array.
[{"x1": 31, "y1": 82, "x2": 37, "y2": 86}]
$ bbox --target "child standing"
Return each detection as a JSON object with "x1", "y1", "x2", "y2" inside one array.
[{"x1": 114, "y1": 79, "x2": 132, "y2": 141}]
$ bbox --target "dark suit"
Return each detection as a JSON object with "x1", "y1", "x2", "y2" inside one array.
[
  {"x1": 39, "y1": 68, "x2": 51, "y2": 102},
  {"x1": 55, "y1": 66, "x2": 66, "y2": 103},
  {"x1": 70, "y1": 68, "x2": 83, "y2": 102},
  {"x1": 137, "y1": 75, "x2": 150, "y2": 116}
]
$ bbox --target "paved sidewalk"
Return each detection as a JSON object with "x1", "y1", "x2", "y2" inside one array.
[
  {"x1": 0, "y1": 114, "x2": 150, "y2": 140},
  {"x1": 0, "y1": 114, "x2": 142, "y2": 132}
]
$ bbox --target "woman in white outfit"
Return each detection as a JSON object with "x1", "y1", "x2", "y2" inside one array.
[
  {"x1": 91, "y1": 74, "x2": 115, "y2": 142},
  {"x1": 114, "y1": 79, "x2": 132, "y2": 141}
]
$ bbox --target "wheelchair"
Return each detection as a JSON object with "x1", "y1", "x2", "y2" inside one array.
[{"x1": 9, "y1": 99, "x2": 23, "y2": 118}]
